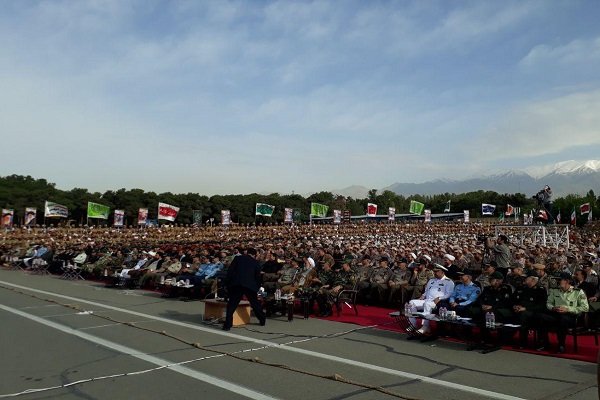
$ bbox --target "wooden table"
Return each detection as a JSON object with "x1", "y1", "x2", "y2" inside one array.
[{"x1": 201, "y1": 299, "x2": 251, "y2": 326}]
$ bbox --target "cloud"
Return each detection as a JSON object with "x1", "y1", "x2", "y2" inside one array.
[
  {"x1": 520, "y1": 37, "x2": 600, "y2": 67},
  {"x1": 473, "y1": 89, "x2": 600, "y2": 160}
]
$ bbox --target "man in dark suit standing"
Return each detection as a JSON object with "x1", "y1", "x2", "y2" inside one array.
[{"x1": 223, "y1": 248, "x2": 266, "y2": 330}]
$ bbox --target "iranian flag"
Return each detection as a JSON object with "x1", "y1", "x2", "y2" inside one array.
[
  {"x1": 571, "y1": 207, "x2": 576, "y2": 225},
  {"x1": 158, "y1": 202, "x2": 179, "y2": 221},
  {"x1": 367, "y1": 203, "x2": 377, "y2": 217},
  {"x1": 580, "y1": 203, "x2": 591, "y2": 214}
]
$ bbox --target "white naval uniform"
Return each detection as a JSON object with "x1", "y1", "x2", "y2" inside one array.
[{"x1": 409, "y1": 275, "x2": 455, "y2": 330}]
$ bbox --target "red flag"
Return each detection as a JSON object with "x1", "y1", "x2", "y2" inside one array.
[
  {"x1": 158, "y1": 202, "x2": 179, "y2": 221},
  {"x1": 367, "y1": 203, "x2": 377, "y2": 217},
  {"x1": 580, "y1": 203, "x2": 591, "y2": 214}
]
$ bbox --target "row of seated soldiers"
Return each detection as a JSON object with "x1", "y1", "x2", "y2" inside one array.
[{"x1": 407, "y1": 263, "x2": 594, "y2": 353}]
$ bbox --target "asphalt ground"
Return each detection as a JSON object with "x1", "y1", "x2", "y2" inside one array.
[{"x1": 0, "y1": 269, "x2": 597, "y2": 400}]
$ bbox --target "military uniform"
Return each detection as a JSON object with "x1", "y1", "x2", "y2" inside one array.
[
  {"x1": 447, "y1": 282, "x2": 480, "y2": 316},
  {"x1": 408, "y1": 275, "x2": 455, "y2": 332},
  {"x1": 537, "y1": 287, "x2": 589, "y2": 350},
  {"x1": 387, "y1": 267, "x2": 412, "y2": 304},
  {"x1": 511, "y1": 285, "x2": 547, "y2": 346},
  {"x1": 407, "y1": 268, "x2": 434, "y2": 299},
  {"x1": 314, "y1": 268, "x2": 337, "y2": 316},
  {"x1": 537, "y1": 273, "x2": 558, "y2": 292},
  {"x1": 479, "y1": 284, "x2": 513, "y2": 320},
  {"x1": 277, "y1": 265, "x2": 298, "y2": 288},
  {"x1": 506, "y1": 274, "x2": 526, "y2": 290},
  {"x1": 368, "y1": 266, "x2": 391, "y2": 304}
]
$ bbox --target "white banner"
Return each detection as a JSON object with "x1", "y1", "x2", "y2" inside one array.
[
  {"x1": 44, "y1": 201, "x2": 68, "y2": 218},
  {"x1": 284, "y1": 208, "x2": 293, "y2": 223},
  {"x1": 221, "y1": 210, "x2": 231, "y2": 225},
  {"x1": 424, "y1": 209, "x2": 431, "y2": 223},
  {"x1": 333, "y1": 210, "x2": 342, "y2": 224},
  {"x1": 114, "y1": 210, "x2": 125, "y2": 227},
  {"x1": 464, "y1": 210, "x2": 470, "y2": 223},
  {"x1": 388, "y1": 207, "x2": 395, "y2": 221}
]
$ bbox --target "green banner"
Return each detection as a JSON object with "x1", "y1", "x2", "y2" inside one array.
[
  {"x1": 87, "y1": 202, "x2": 110, "y2": 219},
  {"x1": 255, "y1": 203, "x2": 275, "y2": 217},
  {"x1": 310, "y1": 202, "x2": 329, "y2": 217},
  {"x1": 409, "y1": 200, "x2": 424, "y2": 215}
]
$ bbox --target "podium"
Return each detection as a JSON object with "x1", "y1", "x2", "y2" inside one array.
[{"x1": 201, "y1": 299, "x2": 251, "y2": 326}]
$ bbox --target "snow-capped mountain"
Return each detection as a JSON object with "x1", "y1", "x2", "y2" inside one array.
[{"x1": 334, "y1": 160, "x2": 600, "y2": 198}]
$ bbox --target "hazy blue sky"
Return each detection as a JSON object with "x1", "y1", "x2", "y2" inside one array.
[{"x1": 2, "y1": 1, "x2": 600, "y2": 195}]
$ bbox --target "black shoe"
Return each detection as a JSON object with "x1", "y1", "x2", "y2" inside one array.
[
  {"x1": 557, "y1": 346, "x2": 565, "y2": 354},
  {"x1": 259, "y1": 318, "x2": 266, "y2": 326},
  {"x1": 222, "y1": 325, "x2": 231, "y2": 331}
]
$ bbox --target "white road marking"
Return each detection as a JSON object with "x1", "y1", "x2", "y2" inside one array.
[
  {"x1": 0, "y1": 280, "x2": 526, "y2": 400},
  {"x1": 0, "y1": 303, "x2": 279, "y2": 400}
]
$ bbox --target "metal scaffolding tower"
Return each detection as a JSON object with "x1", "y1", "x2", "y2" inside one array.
[{"x1": 494, "y1": 224, "x2": 570, "y2": 249}]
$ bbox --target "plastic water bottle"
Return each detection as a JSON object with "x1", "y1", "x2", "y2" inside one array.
[
  {"x1": 485, "y1": 312, "x2": 493, "y2": 328},
  {"x1": 160, "y1": 275, "x2": 165, "y2": 284},
  {"x1": 489, "y1": 312, "x2": 496, "y2": 328},
  {"x1": 404, "y1": 303, "x2": 410, "y2": 316},
  {"x1": 439, "y1": 307, "x2": 447, "y2": 320},
  {"x1": 275, "y1": 289, "x2": 281, "y2": 301}
]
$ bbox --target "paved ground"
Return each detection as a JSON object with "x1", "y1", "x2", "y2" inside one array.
[{"x1": 0, "y1": 269, "x2": 597, "y2": 400}]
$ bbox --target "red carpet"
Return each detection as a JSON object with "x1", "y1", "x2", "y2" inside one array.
[{"x1": 318, "y1": 304, "x2": 599, "y2": 363}]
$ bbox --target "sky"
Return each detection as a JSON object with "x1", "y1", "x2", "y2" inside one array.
[{"x1": 1, "y1": 0, "x2": 600, "y2": 195}]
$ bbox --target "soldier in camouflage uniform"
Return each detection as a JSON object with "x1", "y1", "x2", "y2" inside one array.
[
  {"x1": 277, "y1": 258, "x2": 300, "y2": 289},
  {"x1": 407, "y1": 259, "x2": 434, "y2": 300},
  {"x1": 367, "y1": 257, "x2": 392, "y2": 305},
  {"x1": 387, "y1": 257, "x2": 412, "y2": 305},
  {"x1": 312, "y1": 260, "x2": 337, "y2": 316}
]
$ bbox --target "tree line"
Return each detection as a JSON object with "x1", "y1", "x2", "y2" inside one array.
[{"x1": 0, "y1": 175, "x2": 597, "y2": 226}]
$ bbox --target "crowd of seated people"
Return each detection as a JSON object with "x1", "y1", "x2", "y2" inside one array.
[{"x1": 1, "y1": 221, "x2": 599, "y2": 351}]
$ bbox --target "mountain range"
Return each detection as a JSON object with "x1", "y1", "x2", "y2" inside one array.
[{"x1": 333, "y1": 160, "x2": 600, "y2": 198}]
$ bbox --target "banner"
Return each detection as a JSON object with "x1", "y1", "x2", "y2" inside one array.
[
  {"x1": 221, "y1": 210, "x2": 231, "y2": 225},
  {"x1": 367, "y1": 203, "x2": 377, "y2": 217},
  {"x1": 193, "y1": 210, "x2": 203, "y2": 225},
  {"x1": 158, "y1": 202, "x2": 179, "y2": 221},
  {"x1": 87, "y1": 202, "x2": 110, "y2": 219},
  {"x1": 255, "y1": 203, "x2": 275, "y2": 217},
  {"x1": 580, "y1": 203, "x2": 591, "y2": 214},
  {"x1": 571, "y1": 207, "x2": 576, "y2": 225},
  {"x1": 463, "y1": 210, "x2": 470, "y2": 223},
  {"x1": 138, "y1": 208, "x2": 148, "y2": 225},
  {"x1": 443, "y1": 200, "x2": 451, "y2": 213},
  {"x1": 114, "y1": 210, "x2": 125, "y2": 227},
  {"x1": 481, "y1": 203, "x2": 496, "y2": 216},
  {"x1": 556, "y1": 209, "x2": 561, "y2": 223},
  {"x1": 1, "y1": 209, "x2": 14, "y2": 227},
  {"x1": 388, "y1": 207, "x2": 396, "y2": 221},
  {"x1": 409, "y1": 200, "x2": 424, "y2": 215},
  {"x1": 333, "y1": 210, "x2": 342, "y2": 224},
  {"x1": 24, "y1": 207, "x2": 37, "y2": 226},
  {"x1": 424, "y1": 209, "x2": 431, "y2": 223},
  {"x1": 310, "y1": 203, "x2": 329, "y2": 217},
  {"x1": 284, "y1": 208, "x2": 293, "y2": 223},
  {"x1": 589, "y1": 209, "x2": 593, "y2": 222},
  {"x1": 45, "y1": 201, "x2": 68, "y2": 218},
  {"x1": 505, "y1": 204, "x2": 514, "y2": 216}
]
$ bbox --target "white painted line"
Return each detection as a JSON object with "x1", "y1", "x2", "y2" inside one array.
[
  {"x1": 0, "y1": 280, "x2": 526, "y2": 400},
  {"x1": 0, "y1": 303, "x2": 279, "y2": 400}
]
